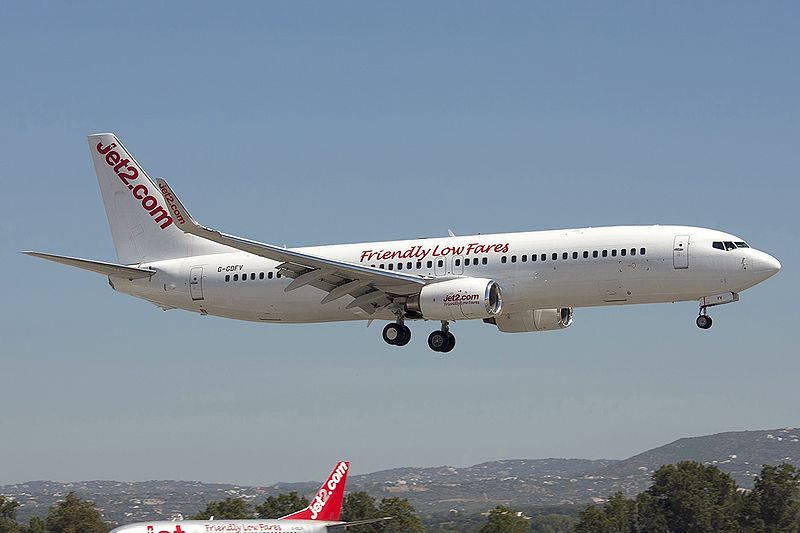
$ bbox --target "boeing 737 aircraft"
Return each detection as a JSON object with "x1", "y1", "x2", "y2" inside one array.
[
  {"x1": 25, "y1": 133, "x2": 781, "y2": 352},
  {"x1": 109, "y1": 461, "x2": 387, "y2": 532}
]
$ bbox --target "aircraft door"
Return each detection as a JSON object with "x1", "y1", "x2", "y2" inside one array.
[
  {"x1": 189, "y1": 266, "x2": 204, "y2": 300},
  {"x1": 673, "y1": 235, "x2": 689, "y2": 269},
  {"x1": 434, "y1": 257, "x2": 447, "y2": 277},
  {"x1": 452, "y1": 256, "x2": 464, "y2": 275}
]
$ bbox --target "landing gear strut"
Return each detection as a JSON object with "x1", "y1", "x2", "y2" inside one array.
[
  {"x1": 428, "y1": 321, "x2": 456, "y2": 353},
  {"x1": 382, "y1": 321, "x2": 411, "y2": 346}
]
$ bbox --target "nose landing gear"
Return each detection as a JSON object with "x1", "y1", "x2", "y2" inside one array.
[{"x1": 696, "y1": 313, "x2": 713, "y2": 329}]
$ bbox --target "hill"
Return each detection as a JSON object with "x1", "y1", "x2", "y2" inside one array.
[{"x1": 2, "y1": 427, "x2": 798, "y2": 524}]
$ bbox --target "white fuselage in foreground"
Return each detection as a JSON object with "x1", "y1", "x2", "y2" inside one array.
[
  {"x1": 113, "y1": 520, "x2": 332, "y2": 533},
  {"x1": 112, "y1": 225, "x2": 779, "y2": 324}
]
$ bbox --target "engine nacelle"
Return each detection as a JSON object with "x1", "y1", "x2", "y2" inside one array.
[
  {"x1": 487, "y1": 307, "x2": 574, "y2": 333},
  {"x1": 406, "y1": 278, "x2": 502, "y2": 320}
]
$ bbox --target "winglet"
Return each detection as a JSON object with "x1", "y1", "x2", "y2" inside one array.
[{"x1": 279, "y1": 461, "x2": 350, "y2": 521}]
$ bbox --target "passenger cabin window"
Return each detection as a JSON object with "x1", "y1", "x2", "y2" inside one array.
[
  {"x1": 397, "y1": 263, "x2": 402, "y2": 270},
  {"x1": 259, "y1": 272, "x2": 264, "y2": 279},
  {"x1": 233, "y1": 274, "x2": 238, "y2": 281},
  {"x1": 427, "y1": 260, "x2": 433, "y2": 268},
  {"x1": 454, "y1": 259, "x2": 461, "y2": 266},
  {"x1": 583, "y1": 251, "x2": 589, "y2": 259},
  {"x1": 640, "y1": 247, "x2": 646, "y2": 255},
  {"x1": 437, "y1": 260, "x2": 444, "y2": 267},
  {"x1": 602, "y1": 250, "x2": 608, "y2": 257},
  {"x1": 276, "y1": 273, "x2": 281, "y2": 278},
  {"x1": 502, "y1": 256, "x2": 507, "y2": 263},
  {"x1": 621, "y1": 249, "x2": 626, "y2": 256},
  {"x1": 531, "y1": 254, "x2": 537, "y2": 262},
  {"x1": 593, "y1": 251, "x2": 598, "y2": 258},
  {"x1": 522, "y1": 255, "x2": 527, "y2": 262},
  {"x1": 388, "y1": 263, "x2": 394, "y2": 270},
  {"x1": 630, "y1": 248, "x2": 636, "y2": 256},
  {"x1": 416, "y1": 261, "x2": 422, "y2": 269},
  {"x1": 268, "y1": 272, "x2": 274, "y2": 279},
  {"x1": 552, "y1": 253, "x2": 557, "y2": 260},
  {"x1": 225, "y1": 274, "x2": 230, "y2": 282},
  {"x1": 611, "y1": 249, "x2": 617, "y2": 257},
  {"x1": 562, "y1": 252, "x2": 568, "y2": 260},
  {"x1": 511, "y1": 256, "x2": 516, "y2": 263},
  {"x1": 251, "y1": 273, "x2": 256, "y2": 280},
  {"x1": 572, "y1": 251, "x2": 578, "y2": 259},
  {"x1": 482, "y1": 257, "x2": 488, "y2": 265}
]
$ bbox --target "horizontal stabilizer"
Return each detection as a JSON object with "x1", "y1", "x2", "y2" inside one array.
[
  {"x1": 331, "y1": 517, "x2": 393, "y2": 530},
  {"x1": 22, "y1": 252, "x2": 155, "y2": 279}
]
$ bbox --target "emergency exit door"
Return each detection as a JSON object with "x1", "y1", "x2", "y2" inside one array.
[
  {"x1": 673, "y1": 235, "x2": 689, "y2": 269},
  {"x1": 189, "y1": 266, "x2": 204, "y2": 300}
]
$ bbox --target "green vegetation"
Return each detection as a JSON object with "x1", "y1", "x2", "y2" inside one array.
[
  {"x1": 2, "y1": 462, "x2": 798, "y2": 533},
  {"x1": 479, "y1": 505, "x2": 530, "y2": 533},
  {"x1": 188, "y1": 497, "x2": 253, "y2": 519},
  {"x1": 342, "y1": 491, "x2": 425, "y2": 532},
  {"x1": 573, "y1": 461, "x2": 800, "y2": 533},
  {"x1": 254, "y1": 491, "x2": 308, "y2": 519}
]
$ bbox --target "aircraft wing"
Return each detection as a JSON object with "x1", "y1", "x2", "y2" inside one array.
[
  {"x1": 22, "y1": 252, "x2": 156, "y2": 279},
  {"x1": 156, "y1": 179, "x2": 428, "y2": 315}
]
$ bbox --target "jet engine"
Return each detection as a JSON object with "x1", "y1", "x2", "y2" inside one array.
[
  {"x1": 486, "y1": 307, "x2": 574, "y2": 333},
  {"x1": 406, "y1": 278, "x2": 502, "y2": 320}
]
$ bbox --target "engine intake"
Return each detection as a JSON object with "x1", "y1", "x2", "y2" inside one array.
[{"x1": 406, "y1": 278, "x2": 502, "y2": 320}]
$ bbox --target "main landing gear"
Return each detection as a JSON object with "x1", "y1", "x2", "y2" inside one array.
[
  {"x1": 428, "y1": 321, "x2": 456, "y2": 353},
  {"x1": 381, "y1": 320, "x2": 457, "y2": 353},
  {"x1": 382, "y1": 321, "x2": 412, "y2": 346}
]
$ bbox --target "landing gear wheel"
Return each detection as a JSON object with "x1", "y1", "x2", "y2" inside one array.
[
  {"x1": 383, "y1": 323, "x2": 403, "y2": 345},
  {"x1": 428, "y1": 330, "x2": 448, "y2": 352},
  {"x1": 696, "y1": 315, "x2": 713, "y2": 329},
  {"x1": 396, "y1": 325, "x2": 412, "y2": 346},
  {"x1": 440, "y1": 332, "x2": 456, "y2": 353}
]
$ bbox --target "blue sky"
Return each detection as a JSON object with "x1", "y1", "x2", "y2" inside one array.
[{"x1": 0, "y1": 2, "x2": 797, "y2": 486}]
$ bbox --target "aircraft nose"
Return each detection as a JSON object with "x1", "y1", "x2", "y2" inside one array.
[{"x1": 755, "y1": 252, "x2": 781, "y2": 277}]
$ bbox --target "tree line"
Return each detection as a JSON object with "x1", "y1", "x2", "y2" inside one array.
[{"x1": 2, "y1": 461, "x2": 798, "y2": 533}]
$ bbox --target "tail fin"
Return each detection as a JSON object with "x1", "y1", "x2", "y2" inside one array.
[
  {"x1": 279, "y1": 461, "x2": 350, "y2": 522},
  {"x1": 88, "y1": 133, "x2": 227, "y2": 264}
]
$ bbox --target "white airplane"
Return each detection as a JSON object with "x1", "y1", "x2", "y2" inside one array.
[
  {"x1": 25, "y1": 133, "x2": 780, "y2": 353},
  {"x1": 109, "y1": 461, "x2": 387, "y2": 532}
]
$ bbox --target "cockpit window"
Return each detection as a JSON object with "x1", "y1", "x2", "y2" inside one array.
[{"x1": 714, "y1": 240, "x2": 750, "y2": 251}]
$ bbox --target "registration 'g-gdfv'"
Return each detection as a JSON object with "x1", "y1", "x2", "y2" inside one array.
[{"x1": 26, "y1": 134, "x2": 781, "y2": 352}]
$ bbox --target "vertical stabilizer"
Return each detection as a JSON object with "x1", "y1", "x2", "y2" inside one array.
[
  {"x1": 279, "y1": 461, "x2": 350, "y2": 521},
  {"x1": 88, "y1": 133, "x2": 227, "y2": 264}
]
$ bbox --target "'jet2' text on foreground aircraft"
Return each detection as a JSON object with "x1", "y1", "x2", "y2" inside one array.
[
  {"x1": 109, "y1": 461, "x2": 388, "y2": 532},
  {"x1": 25, "y1": 134, "x2": 781, "y2": 353}
]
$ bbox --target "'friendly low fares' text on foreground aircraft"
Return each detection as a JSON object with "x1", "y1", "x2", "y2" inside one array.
[
  {"x1": 109, "y1": 461, "x2": 388, "y2": 532},
  {"x1": 25, "y1": 134, "x2": 781, "y2": 352}
]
